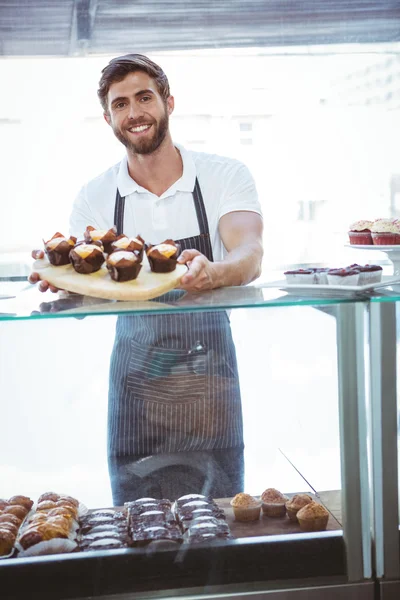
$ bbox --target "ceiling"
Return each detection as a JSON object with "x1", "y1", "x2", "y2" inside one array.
[{"x1": 0, "y1": 0, "x2": 399, "y2": 57}]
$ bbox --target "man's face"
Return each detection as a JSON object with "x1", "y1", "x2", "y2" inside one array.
[{"x1": 105, "y1": 71, "x2": 173, "y2": 155}]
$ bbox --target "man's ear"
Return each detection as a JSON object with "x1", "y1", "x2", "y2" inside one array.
[
  {"x1": 104, "y1": 112, "x2": 111, "y2": 125},
  {"x1": 167, "y1": 96, "x2": 174, "y2": 115}
]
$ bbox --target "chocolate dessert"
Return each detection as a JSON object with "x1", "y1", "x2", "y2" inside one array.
[
  {"x1": 44, "y1": 233, "x2": 77, "y2": 266},
  {"x1": 106, "y1": 250, "x2": 142, "y2": 282},
  {"x1": 110, "y1": 234, "x2": 145, "y2": 260},
  {"x1": 146, "y1": 239, "x2": 180, "y2": 273},
  {"x1": 84, "y1": 225, "x2": 117, "y2": 254},
  {"x1": 69, "y1": 242, "x2": 105, "y2": 274}
]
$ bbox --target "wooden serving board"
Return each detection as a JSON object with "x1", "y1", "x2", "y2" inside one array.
[
  {"x1": 32, "y1": 257, "x2": 187, "y2": 301},
  {"x1": 217, "y1": 492, "x2": 341, "y2": 538}
]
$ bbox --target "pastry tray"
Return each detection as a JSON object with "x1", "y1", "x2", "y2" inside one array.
[{"x1": 264, "y1": 275, "x2": 400, "y2": 298}]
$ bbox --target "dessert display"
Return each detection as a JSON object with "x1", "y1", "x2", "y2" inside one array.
[
  {"x1": 348, "y1": 263, "x2": 383, "y2": 285},
  {"x1": 348, "y1": 217, "x2": 400, "y2": 246},
  {"x1": 296, "y1": 501, "x2": 330, "y2": 532},
  {"x1": 327, "y1": 267, "x2": 361, "y2": 286},
  {"x1": 79, "y1": 509, "x2": 128, "y2": 551},
  {"x1": 106, "y1": 251, "x2": 142, "y2": 282},
  {"x1": 348, "y1": 220, "x2": 374, "y2": 245},
  {"x1": 261, "y1": 488, "x2": 288, "y2": 518},
  {"x1": 126, "y1": 498, "x2": 182, "y2": 547},
  {"x1": 0, "y1": 495, "x2": 33, "y2": 557},
  {"x1": 284, "y1": 263, "x2": 382, "y2": 287},
  {"x1": 146, "y1": 239, "x2": 180, "y2": 273},
  {"x1": 230, "y1": 493, "x2": 261, "y2": 522},
  {"x1": 285, "y1": 494, "x2": 313, "y2": 522},
  {"x1": 84, "y1": 226, "x2": 118, "y2": 254},
  {"x1": 110, "y1": 234, "x2": 145, "y2": 260},
  {"x1": 15, "y1": 492, "x2": 80, "y2": 556},
  {"x1": 44, "y1": 233, "x2": 77, "y2": 266},
  {"x1": 69, "y1": 242, "x2": 105, "y2": 274}
]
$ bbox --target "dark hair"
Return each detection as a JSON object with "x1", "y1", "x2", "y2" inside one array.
[{"x1": 97, "y1": 54, "x2": 170, "y2": 113}]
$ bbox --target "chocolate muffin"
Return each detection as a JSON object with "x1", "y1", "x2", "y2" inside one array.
[
  {"x1": 44, "y1": 233, "x2": 77, "y2": 266},
  {"x1": 106, "y1": 251, "x2": 142, "y2": 282},
  {"x1": 69, "y1": 242, "x2": 105, "y2": 274},
  {"x1": 84, "y1": 226, "x2": 117, "y2": 254},
  {"x1": 110, "y1": 234, "x2": 145, "y2": 260},
  {"x1": 146, "y1": 239, "x2": 180, "y2": 273}
]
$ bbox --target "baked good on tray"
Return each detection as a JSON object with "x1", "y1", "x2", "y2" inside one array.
[
  {"x1": 371, "y1": 218, "x2": 400, "y2": 245},
  {"x1": 0, "y1": 495, "x2": 33, "y2": 557},
  {"x1": 230, "y1": 493, "x2": 261, "y2": 522},
  {"x1": 348, "y1": 220, "x2": 373, "y2": 245},
  {"x1": 327, "y1": 267, "x2": 360, "y2": 286},
  {"x1": 146, "y1": 239, "x2": 180, "y2": 273},
  {"x1": 106, "y1": 251, "x2": 142, "y2": 282},
  {"x1": 69, "y1": 242, "x2": 105, "y2": 274},
  {"x1": 84, "y1": 226, "x2": 118, "y2": 254},
  {"x1": 285, "y1": 494, "x2": 313, "y2": 522},
  {"x1": 261, "y1": 488, "x2": 288, "y2": 518},
  {"x1": 44, "y1": 233, "x2": 77, "y2": 266},
  {"x1": 296, "y1": 501, "x2": 329, "y2": 532},
  {"x1": 347, "y1": 264, "x2": 383, "y2": 285},
  {"x1": 110, "y1": 234, "x2": 145, "y2": 260}
]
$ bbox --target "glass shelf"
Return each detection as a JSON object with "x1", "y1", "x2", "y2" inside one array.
[{"x1": 0, "y1": 281, "x2": 369, "y2": 321}]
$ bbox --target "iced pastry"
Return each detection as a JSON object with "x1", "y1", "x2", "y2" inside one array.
[
  {"x1": 327, "y1": 268, "x2": 360, "y2": 286},
  {"x1": 146, "y1": 239, "x2": 180, "y2": 273},
  {"x1": 283, "y1": 269, "x2": 315, "y2": 284},
  {"x1": 347, "y1": 264, "x2": 383, "y2": 285},
  {"x1": 285, "y1": 494, "x2": 313, "y2": 522},
  {"x1": 297, "y1": 501, "x2": 329, "y2": 532},
  {"x1": 371, "y1": 218, "x2": 400, "y2": 245},
  {"x1": 44, "y1": 233, "x2": 77, "y2": 266},
  {"x1": 260, "y1": 488, "x2": 288, "y2": 518},
  {"x1": 84, "y1": 226, "x2": 118, "y2": 254},
  {"x1": 230, "y1": 493, "x2": 261, "y2": 522},
  {"x1": 348, "y1": 220, "x2": 373, "y2": 245},
  {"x1": 70, "y1": 242, "x2": 105, "y2": 274},
  {"x1": 106, "y1": 251, "x2": 142, "y2": 282},
  {"x1": 110, "y1": 234, "x2": 145, "y2": 260}
]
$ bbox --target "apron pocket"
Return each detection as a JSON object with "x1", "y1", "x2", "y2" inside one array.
[{"x1": 127, "y1": 339, "x2": 206, "y2": 405}]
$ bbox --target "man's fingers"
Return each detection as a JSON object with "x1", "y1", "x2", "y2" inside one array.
[
  {"x1": 28, "y1": 272, "x2": 40, "y2": 284},
  {"x1": 177, "y1": 249, "x2": 201, "y2": 263},
  {"x1": 31, "y1": 249, "x2": 44, "y2": 259},
  {"x1": 38, "y1": 280, "x2": 50, "y2": 293}
]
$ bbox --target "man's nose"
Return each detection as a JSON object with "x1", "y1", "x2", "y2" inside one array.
[{"x1": 127, "y1": 103, "x2": 144, "y2": 120}]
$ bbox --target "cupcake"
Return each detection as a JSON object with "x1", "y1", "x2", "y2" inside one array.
[
  {"x1": 285, "y1": 494, "x2": 313, "y2": 522},
  {"x1": 110, "y1": 234, "x2": 145, "y2": 260},
  {"x1": 371, "y1": 218, "x2": 400, "y2": 245},
  {"x1": 348, "y1": 220, "x2": 373, "y2": 245},
  {"x1": 230, "y1": 493, "x2": 261, "y2": 522},
  {"x1": 43, "y1": 233, "x2": 77, "y2": 266},
  {"x1": 347, "y1": 264, "x2": 383, "y2": 285},
  {"x1": 260, "y1": 488, "x2": 288, "y2": 517},
  {"x1": 106, "y1": 251, "x2": 142, "y2": 282},
  {"x1": 84, "y1": 226, "x2": 118, "y2": 254},
  {"x1": 327, "y1": 268, "x2": 360, "y2": 286},
  {"x1": 283, "y1": 269, "x2": 315, "y2": 284},
  {"x1": 146, "y1": 240, "x2": 180, "y2": 273},
  {"x1": 311, "y1": 268, "x2": 329, "y2": 285},
  {"x1": 297, "y1": 501, "x2": 329, "y2": 532},
  {"x1": 69, "y1": 242, "x2": 105, "y2": 274}
]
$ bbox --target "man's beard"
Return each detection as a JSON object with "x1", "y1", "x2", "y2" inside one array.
[{"x1": 113, "y1": 110, "x2": 169, "y2": 155}]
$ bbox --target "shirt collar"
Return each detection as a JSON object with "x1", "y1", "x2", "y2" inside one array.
[{"x1": 116, "y1": 142, "x2": 196, "y2": 198}]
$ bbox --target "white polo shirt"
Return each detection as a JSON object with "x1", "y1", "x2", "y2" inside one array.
[{"x1": 69, "y1": 143, "x2": 262, "y2": 261}]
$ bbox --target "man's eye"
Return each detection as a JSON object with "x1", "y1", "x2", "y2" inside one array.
[
  {"x1": 115, "y1": 102, "x2": 126, "y2": 109},
  {"x1": 140, "y1": 96, "x2": 151, "y2": 102}
]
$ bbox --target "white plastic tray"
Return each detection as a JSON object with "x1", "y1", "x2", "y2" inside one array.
[{"x1": 264, "y1": 276, "x2": 400, "y2": 298}]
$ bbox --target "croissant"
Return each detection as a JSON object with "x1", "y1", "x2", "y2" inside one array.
[
  {"x1": 37, "y1": 501, "x2": 57, "y2": 512},
  {"x1": 0, "y1": 528, "x2": 15, "y2": 556},
  {"x1": 8, "y1": 496, "x2": 34, "y2": 511},
  {"x1": 37, "y1": 492, "x2": 59, "y2": 504},
  {"x1": 3, "y1": 505, "x2": 28, "y2": 520},
  {"x1": 19, "y1": 528, "x2": 44, "y2": 550},
  {"x1": 0, "y1": 514, "x2": 22, "y2": 527},
  {"x1": 0, "y1": 500, "x2": 9, "y2": 510},
  {"x1": 0, "y1": 523, "x2": 18, "y2": 536},
  {"x1": 58, "y1": 495, "x2": 79, "y2": 508}
]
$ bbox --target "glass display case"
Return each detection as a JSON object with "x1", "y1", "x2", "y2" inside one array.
[{"x1": 0, "y1": 283, "x2": 375, "y2": 599}]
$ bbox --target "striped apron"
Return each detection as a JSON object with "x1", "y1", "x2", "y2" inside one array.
[{"x1": 107, "y1": 178, "x2": 244, "y2": 502}]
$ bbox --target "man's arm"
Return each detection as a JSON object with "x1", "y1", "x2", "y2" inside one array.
[{"x1": 178, "y1": 211, "x2": 263, "y2": 292}]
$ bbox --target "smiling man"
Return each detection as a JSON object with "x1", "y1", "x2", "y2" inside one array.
[{"x1": 32, "y1": 54, "x2": 263, "y2": 503}]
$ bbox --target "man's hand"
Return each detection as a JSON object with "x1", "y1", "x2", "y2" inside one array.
[
  {"x1": 28, "y1": 250, "x2": 61, "y2": 293},
  {"x1": 177, "y1": 249, "x2": 217, "y2": 292}
]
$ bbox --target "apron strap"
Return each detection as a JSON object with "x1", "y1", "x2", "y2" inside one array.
[{"x1": 114, "y1": 188, "x2": 125, "y2": 235}]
